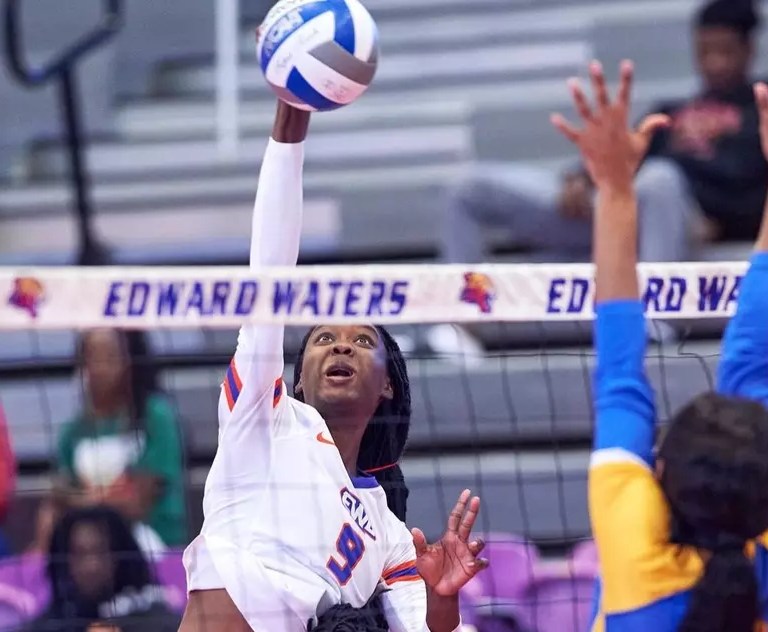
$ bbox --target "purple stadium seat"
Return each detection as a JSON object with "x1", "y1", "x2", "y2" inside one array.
[
  {"x1": 526, "y1": 572, "x2": 596, "y2": 632},
  {"x1": 0, "y1": 554, "x2": 48, "y2": 619},
  {"x1": 569, "y1": 540, "x2": 598, "y2": 575},
  {"x1": 0, "y1": 582, "x2": 41, "y2": 630},
  {"x1": 461, "y1": 534, "x2": 541, "y2": 632},
  {"x1": 477, "y1": 534, "x2": 540, "y2": 598},
  {"x1": 153, "y1": 549, "x2": 187, "y2": 612}
]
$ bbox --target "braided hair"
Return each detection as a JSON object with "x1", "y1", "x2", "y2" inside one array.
[
  {"x1": 76, "y1": 330, "x2": 158, "y2": 432},
  {"x1": 659, "y1": 392, "x2": 768, "y2": 632},
  {"x1": 696, "y1": 0, "x2": 760, "y2": 39},
  {"x1": 43, "y1": 506, "x2": 156, "y2": 625},
  {"x1": 308, "y1": 596, "x2": 389, "y2": 632},
  {"x1": 293, "y1": 325, "x2": 411, "y2": 521}
]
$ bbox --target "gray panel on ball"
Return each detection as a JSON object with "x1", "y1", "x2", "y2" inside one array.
[
  {"x1": 309, "y1": 41, "x2": 378, "y2": 85},
  {"x1": 271, "y1": 85, "x2": 307, "y2": 108}
]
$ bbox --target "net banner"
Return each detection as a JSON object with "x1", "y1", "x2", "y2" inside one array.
[{"x1": 0, "y1": 262, "x2": 748, "y2": 329}]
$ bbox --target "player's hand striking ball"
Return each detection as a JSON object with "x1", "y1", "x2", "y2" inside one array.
[
  {"x1": 550, "y1": 60, "x2": 670, "y2": 190},
  {"x1": 412, "y1": 489, "x2": 488, "y2": 597}
]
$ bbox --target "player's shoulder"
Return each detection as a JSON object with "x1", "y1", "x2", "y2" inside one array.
[
  {"x1": 377, "y1": 502, "x2": 412, "y2": 545},
  {"x1": 283, "y1": 396, "x2": 325, "y2": 427},
  {"x1": 268, "y1": 395, "x2": 327, "y2": 439}
]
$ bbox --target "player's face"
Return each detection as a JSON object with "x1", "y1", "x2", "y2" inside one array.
[
  {"x1": 297, "y1": 325, "x2": 393, "y2": 423},
  {"x1": 82, "y1": 329, "x2": 127, "y2": 397},
  {"x1": 695, "y1": 26, "x2": 752, "y2": 94},
  {"x1": 68, "y1": 521, "x2": 115, "y2": 602}
]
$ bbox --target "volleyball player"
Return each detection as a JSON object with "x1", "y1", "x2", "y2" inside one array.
[
  {"x1": 552, "y1": 61, "x2": 768, "y2": 630},
  {"x1": 179, "y1": 99, "x2": 487, "y2": 632}
]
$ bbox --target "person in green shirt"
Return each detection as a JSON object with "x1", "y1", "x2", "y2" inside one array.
[{"x1": 52, "y1": 329, "x2": 186, "y2": 550}]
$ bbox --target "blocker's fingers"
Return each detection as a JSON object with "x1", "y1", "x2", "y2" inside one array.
[
  {"x1": 755, "y1": 82, "x2": 768, "y2": 117},
  {"x1": 636, "y1": 113, "x2": 671, "y2": 140},
  {"x1": 589, "y1": 61, "x2": 610, "y2": 109},
  {"x1": 568, "y1": 77, "x2": 594, "y2": 122},
  {"x1": 551, "y1": 113, "x2": 580, "y2": 144},
  {"x1": 616, "y1": 59, "x2": 635, "y2": 109}
]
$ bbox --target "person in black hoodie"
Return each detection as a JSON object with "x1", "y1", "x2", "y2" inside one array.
[
  {"x1": 24, "y1": 506, "x2": 179, "y2": 632},
  {"x1": 438, "y1": 0, "x2": 768, "y2": 267},
  {"x1": 647, "y1": 0, "x2": 768, "y2": 242}
]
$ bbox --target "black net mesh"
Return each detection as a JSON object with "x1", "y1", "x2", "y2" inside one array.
[{"x1": 0, "y1": 319, "x2": 723, "y2": 631}]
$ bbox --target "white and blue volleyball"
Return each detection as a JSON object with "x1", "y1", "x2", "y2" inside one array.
[{"x1": 257, "y1": 0, "x2": 379, "y2": 112}]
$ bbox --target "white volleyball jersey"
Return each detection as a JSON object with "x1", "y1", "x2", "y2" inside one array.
[{"x1": 183, "y1": 138, "x2": 428, "y2": 632}]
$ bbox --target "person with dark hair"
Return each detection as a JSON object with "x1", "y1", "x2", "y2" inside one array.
[
  {"x1": 292, "y1": 325, "x2": 412, "y2": 523},
  {"x1": 31, "y1": 329, "x2": 186, "y2": 555},
  {"x1": 24, "y1": 505, "x2": 180, "y2": 632},
  {"x1": 180, "y1": 88, "x2": 488, "y2": 631},
  {"x1": 551, "y1": 59, "x2": 768, "y2": 630}
]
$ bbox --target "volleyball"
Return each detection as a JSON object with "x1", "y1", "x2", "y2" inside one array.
[{"x1": 257, "y1": 0, "x2": 379, "y2": 112}]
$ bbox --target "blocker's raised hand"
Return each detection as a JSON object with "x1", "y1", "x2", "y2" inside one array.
[
  {"x1": 754, "y1": 82, "x2": 768, "y2": 161},
  {"x1": 551, "y1": 60, "x2": 669, "y2": 190}
]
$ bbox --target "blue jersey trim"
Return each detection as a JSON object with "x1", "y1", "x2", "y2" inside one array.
[
  {"x1": 604, "y1": 590, "x2": 691, "y2": 632},
  {"x1": 351, "y1": 472, "x2": 379, "y2": 489}
]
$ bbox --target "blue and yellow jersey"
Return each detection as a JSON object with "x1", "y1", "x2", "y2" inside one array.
[{"x1": 588, "y1": 253, "x2": 768, "y2": 632}]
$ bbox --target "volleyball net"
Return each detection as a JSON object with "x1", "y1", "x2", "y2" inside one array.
[
  {"x1": 0, "y1": 261, "x2": 745, "y2": 329},
  {"x1": 0, "y1": 261, "x2": 744, "y2": 631}
]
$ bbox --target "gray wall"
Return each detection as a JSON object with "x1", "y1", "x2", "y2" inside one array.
[
  {"x1": 0, "y1": 1, "x2": 115, "y2": 172},
  {"x1": 0, "y1": 0, "x2": 219, "y2": 173}
]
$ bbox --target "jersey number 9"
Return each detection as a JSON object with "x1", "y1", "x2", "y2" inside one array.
[{"x1": 327, "y1": 523, "x2": 366, "y2": 585}]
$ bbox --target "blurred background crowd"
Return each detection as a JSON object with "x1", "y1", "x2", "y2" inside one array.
[{"x1": 0, "y1": 0, "x2": 765, "y2": 630}]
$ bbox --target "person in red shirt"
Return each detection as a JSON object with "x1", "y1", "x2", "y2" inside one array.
[{"x1": 0, "y1": 403, "x2": 16, "y2": 557}]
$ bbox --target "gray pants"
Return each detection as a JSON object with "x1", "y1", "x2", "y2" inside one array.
[{"x1": 441, "y1": 157, "x2": 693, "y2": 263}]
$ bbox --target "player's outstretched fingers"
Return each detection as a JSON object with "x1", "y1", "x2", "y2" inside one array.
[
  {"x1": 755, "y1": 82, "x2": 768, "y2": 113},
  {"x1": 550, "y1": 113, "x2": 580, "y2": 144},
  {"x1": 457, "y1": 496, "x2": 481, "y2": 542},
  {"x1": 755, "y1": 83, "x2": 768, "y2": 158},
  {"x1": 447, "y1": 489, "x2": 471, "y2": 533},
  {"x1": 411, "y1": 528, "x2": 429, "y2": 557},
  {"x1": 589, "y1": 61, "x2": 610, "y2": 109},
  {"x1": 568, "y1": 77, "x2": 594, "y2": 122},
  {"x1": 636, "y1": 114, "x2": 671, "y2": 144},
  {"x1": 616, "y1": 59, "x2": 635, "y2": 110}
]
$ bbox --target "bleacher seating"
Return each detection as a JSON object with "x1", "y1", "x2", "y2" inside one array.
[
  {"x1": 2, "y1": 0, "x2": 765, "y2": 265},
  {"x1": 0, "y1": 0, "x2": 760, "y2": 624},
  {"x1": 0, "y1": 337, "x2": 719, "y2": 548},
  {"x1": 0, "y1": 538, "x2": 599, "y2": 631}
]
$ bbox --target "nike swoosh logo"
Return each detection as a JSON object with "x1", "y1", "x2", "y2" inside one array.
[{"x1": 316, "y1": 432, "x2": 335, "y2": 446}]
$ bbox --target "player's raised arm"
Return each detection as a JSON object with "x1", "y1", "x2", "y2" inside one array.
[
  {"x1": 717, "y1": 82, "x2": 768, "y2": 405},
  {"x1": 551, "y1": 61, "x2": 669, "y2": 465},
  {"x1": 221, "y1": 100, "x2": 310, "y2": 425}
]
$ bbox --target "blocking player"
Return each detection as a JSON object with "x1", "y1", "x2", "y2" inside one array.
[
  {"x1": 178, "y1": 98, "x2": 487, "y2": 632},
  {"x1": 552, "y1": 60, "x2": 768, "y2": 630}
]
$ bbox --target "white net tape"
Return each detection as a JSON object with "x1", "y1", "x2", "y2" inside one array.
[{"x1": 0, "y1": 262, "x2": 746, "y2": 329}]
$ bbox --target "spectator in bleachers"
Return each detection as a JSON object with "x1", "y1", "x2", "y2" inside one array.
[
  {"x1": 24, "y1": 506, "x2": 179, "y2": 632},
  {"x1": 31, "y1": 330, "x2": 185, "y2": 556},
  {"x1": 0, "y1": 402, "x2": 16, "y2": 558},
  {"x1": 440, "y1": 0, "x2": 767, "y2": 267}
]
